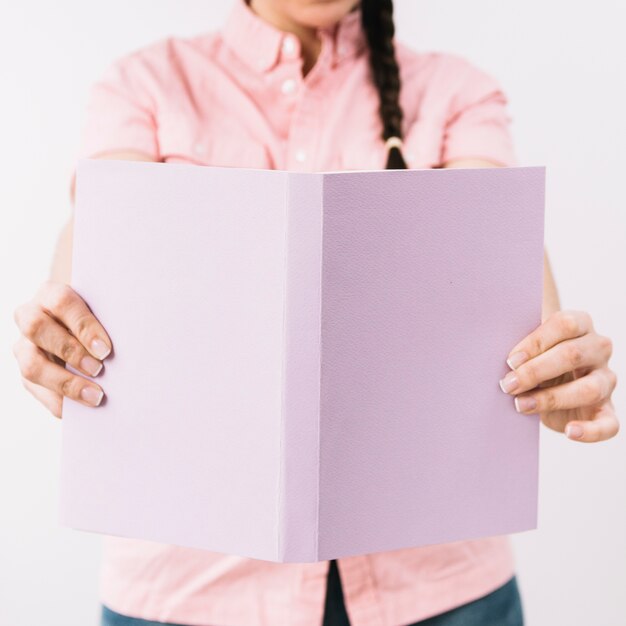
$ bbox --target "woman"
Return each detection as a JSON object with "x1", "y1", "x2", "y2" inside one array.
[{"x1": 12, "y1": 0, "x2": 619, "y2": 625}]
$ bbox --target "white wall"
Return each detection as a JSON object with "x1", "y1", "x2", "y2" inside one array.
[{"x1": 1, "y1": 1, "x2": 624, "y2": 625}]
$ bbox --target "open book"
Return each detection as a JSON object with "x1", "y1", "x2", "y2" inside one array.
[{"x1": 61, "y1": 160, "x2": 545, "y2": 563}]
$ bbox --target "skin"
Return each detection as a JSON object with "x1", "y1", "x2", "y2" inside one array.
[
  {"x1": 249, "y1": 0, "x2": 359, "y2": 73},
  {"x1": 12, "y1": 1, "x2": 619, "y2": 444}
]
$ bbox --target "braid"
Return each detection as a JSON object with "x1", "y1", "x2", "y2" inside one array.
[{"x1": 360, "y1": 0, "x2": 407, "y2": 170}]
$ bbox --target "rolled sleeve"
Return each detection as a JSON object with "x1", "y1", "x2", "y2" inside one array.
[
  {"x1": 441, "y1": 57, "x2": 517, "y2": 167},
  {"x1": 77, "y1": 52, "x2": 159, "y2": 160}
]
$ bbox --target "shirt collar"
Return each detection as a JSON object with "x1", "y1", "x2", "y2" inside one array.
[{"x1": 222, "y1": 0, "x2": 366, "y2": 73}]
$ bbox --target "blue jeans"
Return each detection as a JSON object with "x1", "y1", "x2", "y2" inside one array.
[{"x1": 101, "y1": 564, "x2": 523, "y2": 626}]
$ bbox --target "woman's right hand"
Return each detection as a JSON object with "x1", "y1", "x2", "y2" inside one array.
[{"x1": 12, "y1": 280, "x2": 112, "y2": 418}]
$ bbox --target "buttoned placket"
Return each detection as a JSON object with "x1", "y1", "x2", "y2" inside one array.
[
  {"x1": 279, "y1": 33, "x2": 300, "y2": 97},
  {"x1": 279, "y1": 27, "x2": 388, "y2": 626},
  {"x1": 289, "y1": 561, "x2": 330, "y2": 626},
  {"x1": 337, "y1": 555, "x2": 387, "y2": 626},
  {"x1": 279, "y1": 29, "x2": 338, "y2": 172}
]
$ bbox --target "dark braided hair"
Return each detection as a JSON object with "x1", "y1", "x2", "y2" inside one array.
[{"x1": 360, "y1": 0, "x2": 408, "y2": 170}]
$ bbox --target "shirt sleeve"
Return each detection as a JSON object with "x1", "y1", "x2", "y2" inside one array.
[
  {"x1": 77, "y1": 51, "x2": 159, "y2": 160},
  {"x1": 440, "y1": 55, "x2": 517, "y2": 167}
]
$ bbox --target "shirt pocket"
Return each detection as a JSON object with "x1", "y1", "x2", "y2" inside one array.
[{"x1": 157, "y1": 116, "x2": 272, "y2": 169}]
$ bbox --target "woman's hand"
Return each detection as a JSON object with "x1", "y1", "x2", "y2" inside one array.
[
  {"x1": 12, "y1": 280, "x2": 112, "y2": 418},
  {"x1": 499, "y1": 309, "x2": 619, "y2": 443}
]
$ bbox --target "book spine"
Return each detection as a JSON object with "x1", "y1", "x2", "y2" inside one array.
[{"x1": 277, "y1": 173, "x2": 324, "y2": 562}]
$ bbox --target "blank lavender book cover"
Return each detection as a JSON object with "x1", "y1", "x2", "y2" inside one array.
[{"x1": 60, "y1": 159, "x2": 545, "y2": 563}]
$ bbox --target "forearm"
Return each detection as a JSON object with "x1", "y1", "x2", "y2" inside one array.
[
  {"x1": 53, "y1": 155, "x2": 561, "y2": 318},
  {"x1": 49, "y1": 216, "x2": 73, "y2": 284},
  {"x1": 52, "y1": 151, "x2": 156, "y2": 285},
  {"x1": 542, "y1": 247, "x2": 560, "y2": 320},
  {"x1": 443, "y1": 157, "x2": 560, "y2": 321}
]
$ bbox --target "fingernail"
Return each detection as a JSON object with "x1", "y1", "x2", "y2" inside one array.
[
  {"x1": 80, "y1": 355, "x2": 103, "y2": 377},
  {"x1": 90, "y1": 338, "x2": 111, "y2": 360},
  {"x1": 566, "y1": 423, "x2": 584, "y2": 439},
  {"x1": 80, "y1": 386, "x2": 104, "y2": 406},
  {"x1": 507, "y1": 351, "x2": 529, "y2": 370},
  {"x1": 514, "y1": 396, "x2": 537, "y2": 413},
  {"x1": 499, "y1": 372, "x2": 519, "y2": 393}
]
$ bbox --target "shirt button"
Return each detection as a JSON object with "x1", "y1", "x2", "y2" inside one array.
[
  {"x1": 281, "y1": 78, "x2": 297, "y2": 95},
  {"x1": 282, "y1": 35, "x2": 298, "y2": 57},
  {"x1": 295, "y1": 149, "x2": 307, "y2": 163}
]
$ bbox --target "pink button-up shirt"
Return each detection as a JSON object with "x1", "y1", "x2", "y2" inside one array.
[{"x1": 77, "y1": 1, "x2": 519, "y2": 624}]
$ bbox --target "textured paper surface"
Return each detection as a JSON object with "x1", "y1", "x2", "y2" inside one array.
[{"x1": 61, "y1": 159, "x2": 545, "y2": 562}]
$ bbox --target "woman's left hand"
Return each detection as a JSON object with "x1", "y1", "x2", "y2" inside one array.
[{"x1": 499, "y1": 309, "x2": 619, "y2": 443}]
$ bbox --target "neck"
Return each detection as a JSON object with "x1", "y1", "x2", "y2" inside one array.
[{"x1": 248, "y1": 0, "x2": 322, "y2": 75}]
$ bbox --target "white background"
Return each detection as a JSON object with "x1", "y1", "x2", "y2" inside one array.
[{"x1": 1, "y1": 1, "x2": 624, "y2": 625}]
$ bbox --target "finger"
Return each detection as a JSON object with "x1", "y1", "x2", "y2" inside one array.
[
  {"x1": 505, "y1": 310, "x2": 593, "y2": 369},
  {"x1": 32, "y1": 281, "x2": 111, "y2": 359},
  {"x1": 500, "y1": 332, "x2": 610, "y2": 395},
  {"x1": 564, "y1": 402, "x2": 620, "y2": 443},
  {"x1": 14, "y1": 338, "x2": 104, "y2": 407},
  {"x1": 12, "y1": 307, "x2": 104, "y2": 377},
  {"x1": 513, "y1": 367, "x2": 618, "y2": 414},
  {"x1": 21, "y1": 377, "x2": 63, "y2": 419}
]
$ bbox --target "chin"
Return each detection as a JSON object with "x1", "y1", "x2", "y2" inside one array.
[{"x1": 291, "y1": 0, "x2": 359, "y2": 29}]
